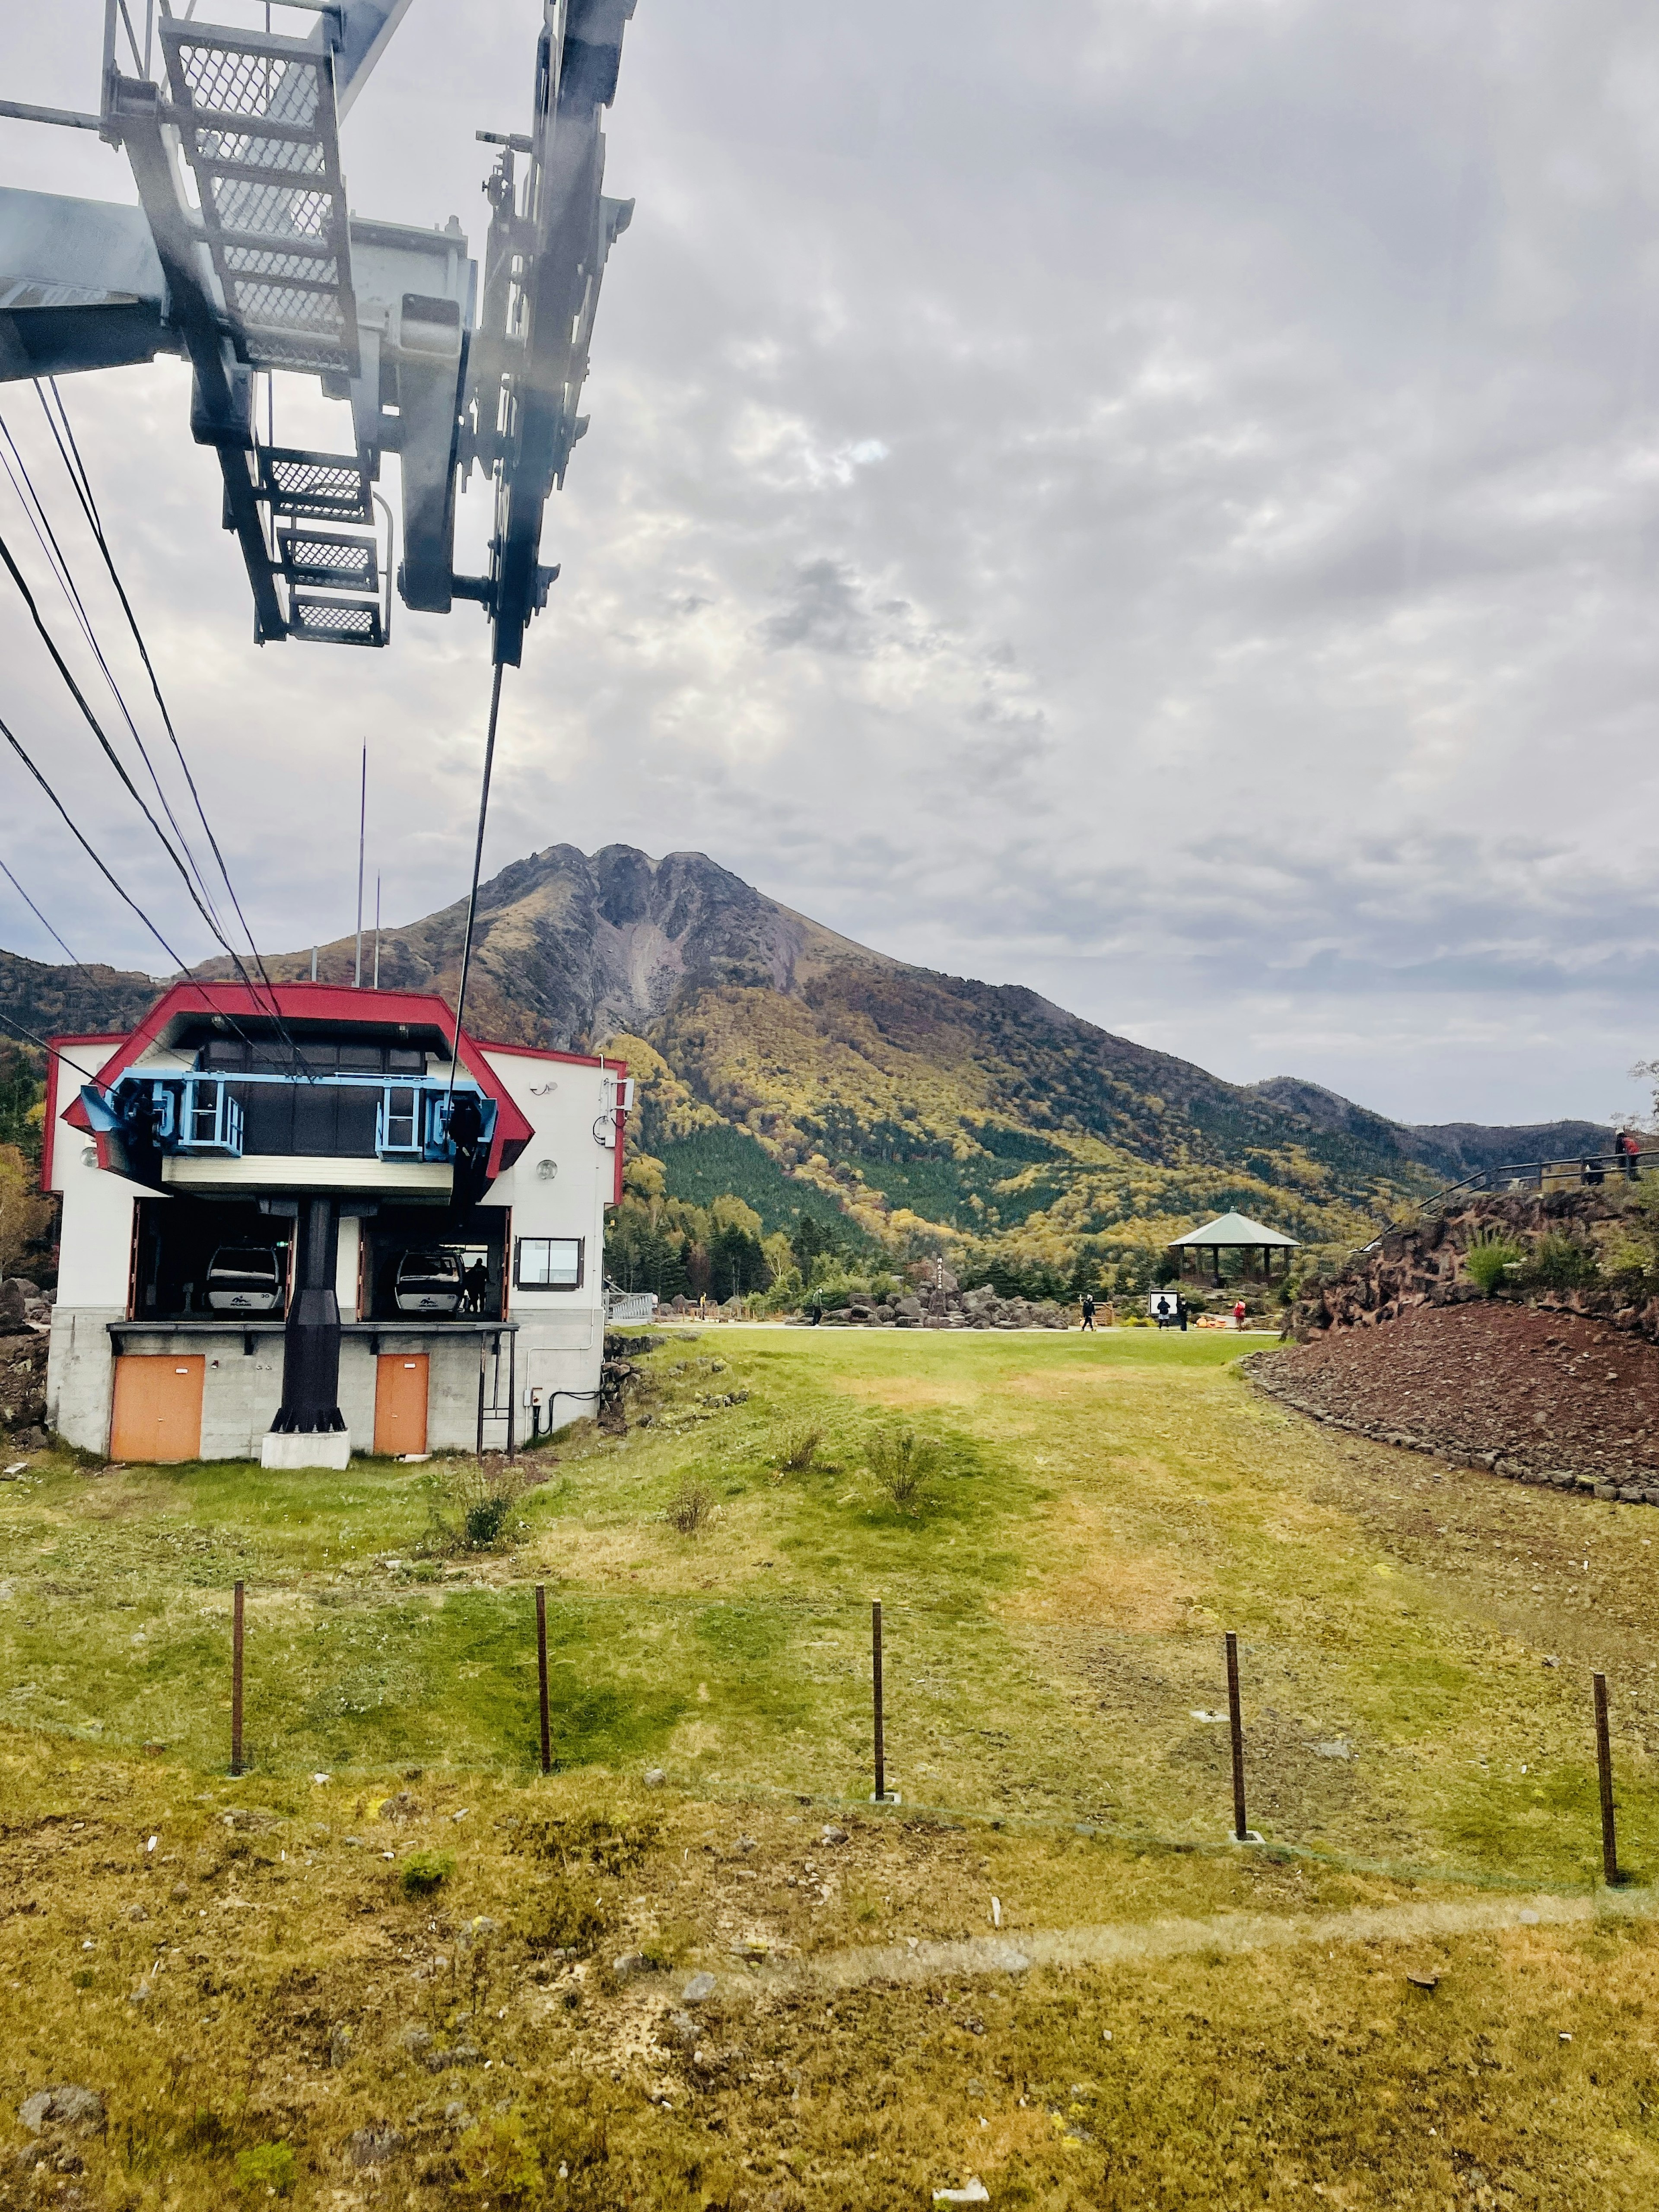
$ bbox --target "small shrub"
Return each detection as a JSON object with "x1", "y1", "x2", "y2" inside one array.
[
  {"x1": 637, "y1": 1921, "x2": 695, "y2": 1970},
  {"x1": 1464, "y1": 1229, "x2": 1525, "y2": 1296},
  {"x1": 454, "y1": 2112, "x2": 543, "y2": 2204},
  {"x1": 235, "y1": 2142, "x2": 297, "y2": 2196},
  {"x1": 777, "y1": 1425, "x2": 823, "y2": 1471},
  {"x1": 421, "y1": 1456, "x2": 528, "y2": 1554},
  {"x1": 867, "y1": 1429, "x2": 944, "y2": 1509},
  {"x1": 518, "y1": 1809, "x2": 659, "y2": 1875},
  {"x1": 522, "y1": 1875, "x2": 607, "y2": 1957},
  {"x1": 465, "y1": 1494, "x2": 512, "y2": 1548},
  {"x1": 665, "y1": 1481, "x2": 713, "y2": 1534},
  {"x1": 400, "y1": 1849, "x2": 455, "y2": 1897},
  {"x1": 1526, "y1": 1232, "x2": 1599, "y2": 1291}
]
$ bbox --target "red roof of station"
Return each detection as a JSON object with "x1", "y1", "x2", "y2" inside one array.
[{"x1": 48, "y1": 982, "x2": 539, "y2": 1185}]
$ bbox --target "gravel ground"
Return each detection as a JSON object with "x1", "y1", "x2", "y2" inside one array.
[{"x1": 1253, "y1": 1301, "x2": 1659, "y2": 1494}]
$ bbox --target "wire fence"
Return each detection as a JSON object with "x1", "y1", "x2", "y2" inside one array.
[{"x1": 16, "y1": 1576, "x2": 1647, "y2": 1903}]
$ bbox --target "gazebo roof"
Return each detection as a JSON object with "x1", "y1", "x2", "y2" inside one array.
[{"x1": 1170, "y1": 1211, "x2": 1299, "y2": 1249}]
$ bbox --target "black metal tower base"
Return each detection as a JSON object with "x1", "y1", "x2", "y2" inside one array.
[{"x1": 270, "y1": 1195, "x2": 345, "y2": 1433}]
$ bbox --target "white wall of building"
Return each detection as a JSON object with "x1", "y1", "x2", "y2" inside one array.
[
  {"x1": 480, "y1": 1046, "x2": 620, "y2": 1435},
  {"x1": 43, "y1": 1027, "x2": 625, "y2": 1459}
]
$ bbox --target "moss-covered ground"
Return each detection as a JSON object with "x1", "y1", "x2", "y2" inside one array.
[{"x1": 6, "y1": 1324, "x2": 1659, "y2": 2207}]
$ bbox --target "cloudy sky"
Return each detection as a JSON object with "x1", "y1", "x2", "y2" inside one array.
[{"x1": 1, "y1": 0, "x2": 1657, "y2": 1127}]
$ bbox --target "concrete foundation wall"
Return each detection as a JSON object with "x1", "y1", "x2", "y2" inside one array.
[
  {"x1": 47, "y1": 1312, "x2": 606, "y2": 1461},
  {"x1": 47, "y1": 1306, "x2": 124, "y2": 1454}
]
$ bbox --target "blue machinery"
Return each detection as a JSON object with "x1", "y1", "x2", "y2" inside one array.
[
  {"x1": 0, "y1": 0, "x2": 635, "y2": 666},
  {"x1": 80, "y1": 1066, "x2": 497, "y2": 1182}
]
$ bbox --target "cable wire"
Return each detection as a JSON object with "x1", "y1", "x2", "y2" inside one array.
[
  {"x1": 0, "y1": 1004, "x2": 110, "y2": 1090},
  {"x1": 0, "y1": 526, "x2": 241, "y2": 950},
  {"x1": 15, "y1": 388, "x2": 309, "y2": 1077},
  {"x1": 35, "y1": 381, "x2": 294, "y2": 1026},
  {"x1": 446, "y1": 657, "x2": 505, "y2": 1102},
  {"x1": 0, "y1": 409, "x2": 233, "y2": 941},
  {"x1": 0, "y1": 522, "x2": 296, "y2": 1069},
  {"x1": 0, "y1": 857, "x2": 81, "y2": 969},
  {"x1": 0, "y1": 712, "x2": 195, "y2": 977}
]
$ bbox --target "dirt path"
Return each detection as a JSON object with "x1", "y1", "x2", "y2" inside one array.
[{"x1": 775, "y1": 1882, "x2": 1659, "y2": 1994}]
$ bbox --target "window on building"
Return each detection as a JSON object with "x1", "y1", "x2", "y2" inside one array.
[
  {"x1": 379, "y1": 1085, "x2": 420, "y2": 1154},
  {"x1": 514, "y1": 1236, "x2": 583, "y2": 1290}
]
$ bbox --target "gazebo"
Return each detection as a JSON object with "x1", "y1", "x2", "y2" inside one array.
[{"x1": 1168, "y1": 1211, "x2": 1299, "y2": 1288}]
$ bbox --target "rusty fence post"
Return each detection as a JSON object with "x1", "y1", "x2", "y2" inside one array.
[
  {"x1": 1594, "y1": 1672, "x2": 1619, "y2": 1885},
  {"x1": 536, "y1": 1583, "x2": 551, "y2": 1777},
  {"x1": 230, "y1": 1580, "x2": 245, "y2": 1777},
  {"x1": 1226, "y1": 1630, "x2": 1248, "y2": 1841},
  {"x1": 872, "y1": 1600, "x2": 886, "y2": 1802}
]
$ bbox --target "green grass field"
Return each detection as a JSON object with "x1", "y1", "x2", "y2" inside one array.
[{"x1": 7, "y1": 1325, "x2": 1659, "y2": 2208}]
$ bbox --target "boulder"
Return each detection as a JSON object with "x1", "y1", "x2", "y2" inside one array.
[
  {"x1": 19, "y1": 2087, "x2": 104, "y2": 2136},
  {"x1": 347, "y1": 2126, "x2": 405, "y2": 2169}
]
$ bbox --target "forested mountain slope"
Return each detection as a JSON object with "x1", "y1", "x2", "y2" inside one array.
[
  {"x1": 219, "y1": 845, "x2": 1457, "y2": 1279},
  {"x1": 10, "y1": 843, "x2": 1605, "y2": 1289}
]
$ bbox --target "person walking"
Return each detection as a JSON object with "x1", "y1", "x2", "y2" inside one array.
[
  {"x1": 1233, "y1": 1297, "x2": 1248, "y2": 1331},
  {"x1": 1080, "y1": 1290, "x2": 1096, "y2": 1332}
]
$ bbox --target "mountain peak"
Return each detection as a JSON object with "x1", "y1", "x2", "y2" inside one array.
[{"x1": 0, "y1": 842, "x2": 1606, "y2": 1274}]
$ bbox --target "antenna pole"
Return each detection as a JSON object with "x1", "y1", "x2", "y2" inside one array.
[
  {"x1": 354, "y1": 744, "x2": 366, "y2": 987},
  {"x1": 373, "y1": 873, "x2": 381, "y2": 991}
]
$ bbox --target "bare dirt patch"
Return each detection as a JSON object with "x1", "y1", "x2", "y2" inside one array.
[{"x1": 1255, "y1": 1300, "x2": 1659, "y2": 1486}]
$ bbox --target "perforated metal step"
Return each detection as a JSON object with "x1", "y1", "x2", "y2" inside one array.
[
  {"x1": 160, "y1": 18, "x2": 359, "y2": 376},
  {"x1": 257, "y1": 445, "x2": 372, "y2": 522},
  {"x1": 277, "y1": 527, "x2": 378, "y2": 593},
  {"x1": 288, "y1": 592, "x2": 384, "y2": 648}
]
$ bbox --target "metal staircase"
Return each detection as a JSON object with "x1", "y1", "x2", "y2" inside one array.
[
  {"x1": 159, "y1": 16, "x2": 359, "y2": 378},
  {"x1": 153, "y1": 17, "x2": 383, "y2": 646}
]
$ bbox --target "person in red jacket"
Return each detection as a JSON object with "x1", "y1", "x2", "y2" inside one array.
[{"x1": 1233, "y1": 1298, "x2": 1248, "y2": 1330}]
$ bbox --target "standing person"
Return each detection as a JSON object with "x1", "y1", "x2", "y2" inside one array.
[
  {"x1": 1233, "y1": 1297, "x2": 1247, "y2": 1331},
  {"x1": 1080, "y1": 1290, "x2": 1096, "y2": 1332},
  {"x1": 1618, "y1": 1128, "x2": 1642, "y2": 1182},
  {"x1": 461, "y1": 1256, "x2": 489, "y2": 1315},
  {"x1": 1175, "y1": 1291, "x2": 1189, "y2": 1332}
]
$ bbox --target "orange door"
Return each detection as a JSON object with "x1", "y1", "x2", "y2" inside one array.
[
  {"x1": 374, "y1": 1353, "x2": 429, "y2": 1456},
  {"x1": 109, "y1": 1355, "x2": 204, "y2": 1464}
]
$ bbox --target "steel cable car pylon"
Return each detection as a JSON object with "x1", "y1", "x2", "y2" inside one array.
[{"x1": 0, "y1": 0, "x2": 636, "y2": 660}]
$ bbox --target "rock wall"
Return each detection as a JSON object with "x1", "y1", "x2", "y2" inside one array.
[
  {"x1": 1292, "y1": 1189, "x2": 1659, "y2": 1342},
  {"x1": 807, "y1": 1279, "x2": 1069, "y2": 1331}
]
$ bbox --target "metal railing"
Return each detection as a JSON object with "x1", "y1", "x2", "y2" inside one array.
[{"x1": 1425, "y1": 1148, "x2": 1657, "y2": 1216}]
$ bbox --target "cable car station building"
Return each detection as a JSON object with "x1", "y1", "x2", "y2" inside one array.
[{"x1": 44, "y1": 983, "x2": 626, "y2": 1466}]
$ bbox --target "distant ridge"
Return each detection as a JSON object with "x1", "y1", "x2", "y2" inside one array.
[
  {"x1": 0, "y1": 844, "x2": 1613, "y2": 1270},
  {"x1": 1245, "y1": 1077, "x2": 1611, "y2": 1184}
]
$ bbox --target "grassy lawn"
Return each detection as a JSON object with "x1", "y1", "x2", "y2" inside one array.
[{"x1": 6, "y1": 1324, "x2": 1659, "y2": 2207}]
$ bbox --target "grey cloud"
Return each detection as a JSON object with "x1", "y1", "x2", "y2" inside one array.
[
  {"x1": 0, "y1": 0, "x2": 1654, "y2": 1123},
  {"x1": 761, "y1": 558, "x2": 872, "y2": 654}
]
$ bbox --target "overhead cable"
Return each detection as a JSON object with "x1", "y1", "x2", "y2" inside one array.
[
  {"x1": 0, "y1": 528, "x2": 296, "y2": 1065},
  {"x1": 0, "y1": 709, "x2": 194, "y2": 976},
  {"x1": 0, "y1": 408, "x2": 232, "y2": 940},
  {"x1": 445, "y1": 658, "x2": 505, "y2": 1103},
  {"x1": 0, "y1": 855, "x2": 81, "y2": 967},
  {"x1": 0, "y1": 1004, "x2": 108, "y2": 1089},
  {"x1": 37, "y1": 380, "x2": 292, "y2": 1012},
  {"x1": 29, "y1": 383, "x2": 311, "y2": 1071}
]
